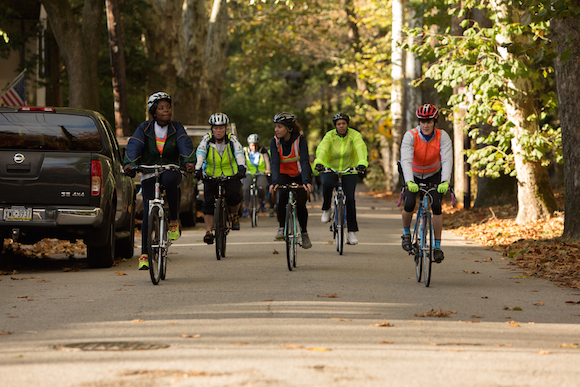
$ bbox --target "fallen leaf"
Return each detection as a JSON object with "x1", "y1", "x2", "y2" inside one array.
[
  {"x1": 331, "y1": 318, "x2": 351, "y2": 322},
  {"x1": 307, "y1": 347, "x2": 331, "y2": 352},
  {"x1": 180, "y1": 334, "x2": 200, "y2": 339},
  {"x1": 229, "y1": 342, "x2": 249, "y2": 345},
  {"x1": 506, "y1": 321, "x2": 521, "y2": 327},
  {"x1": 374, "y1": 320, "x2": 394, "y2": 327},
  {"x1": 283, "y1": 344, "x2": 304, "y2": 349},
  {"x1": 471, "y1": 315, "x2": 482, "y2": 319},
  {"x1": 481, "y1": 296, "x2": 488, "y2": 299},
  {"x1": 558, "y1": 343, "x2": 579, "y2": 348},
  {"x1": 124, "y1": 284, "x2": 134, "y2": 287},
  {"x1": 378, "y1": 340, "x2": 394, "y2": 344},
  {"x1": 565, "y1": 301, "x2": 580, "y2": 304},
  {"x1": 483, "y1": 258, "x2": 493, "y2": 262},
  {"x1": 414, "y1": 309, "x2": 457, "y2": 318},
  {"x1": 264, "y1": 299, "x2": 273, "y2": 302},
  {"x1": 533, "y1": 301, "x2": 544, "y2": 306},
  {"x1": 317, "y1": 294, "x2": 338, "y2": 298},
  {"x1": 115, "y1": 271, "x2": 127, "y2": 276},
  {"x1": 0, "y1": 331, "x2": 11, "y2": 335},
  {"x1": 463, "y1": 270, "x2": 480, "y2": 274},
  {"x1": 537, "y1": 351, "x2": 550, "y2": 355},
  {"x1": 17, "y1": 295, "x2": 28, "y2": 299},
  {"x1": 131, "y1": 319, "x2": 145, "y2": 323},
  {"x1": 325, "y1": 241, "x2": 333, "y2": 245},
  {"x1": 272, "y1": 249, "x2": 279, "y2": 254},
  {"x1": 36, "y1": 280, "x2": 50, "y2": 283},
  {"x1": 8, "y1": 316, "x2": 18, "y2": 318}
]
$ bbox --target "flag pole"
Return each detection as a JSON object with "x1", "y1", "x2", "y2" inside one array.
[{"x1": 0, "y1": 68, "x2": 27, "y2": 98}]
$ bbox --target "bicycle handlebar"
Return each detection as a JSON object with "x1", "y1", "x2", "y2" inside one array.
[
  {"x1": 397, "y1": 182, "x2": 457, "y2": 208},
  {"x1": 321, "y1": 167, "x2": 357, "y2": 174}
]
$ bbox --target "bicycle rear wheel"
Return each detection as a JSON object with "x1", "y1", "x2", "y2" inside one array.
[
  {"x1": 214, "y1": 198, "x2": 224, "y2": 260},
  {"x1": 336, "y1": 199, "x2": 344, "y2": 255},
  {"x1": 285, "y1": 203, "x2": 296, "y2": 271},
  {"x1": 147, "y1": 206, "x2": 162, "y2": 285},
  {"x1": 422, "y1": 212, "x2": 433, "y2": 287}
]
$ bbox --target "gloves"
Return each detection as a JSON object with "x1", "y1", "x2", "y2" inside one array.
[
  {"x1": 437, "y1": 181, "x2": 449, "y2": 194},
  {"x1": 123, "y1": 165, "x2": 136, "y2": 178},
  {"x1": 236, "y1": 165, "x2": 246, "y2": 179},
  {"x1": 315, "y1": 163, "x2": 324, "y2": 172},
  {"x1": 407, "y1": 181, "x2": 419, "y2": 193},
  {"x1": 356, "y1": 165, "x2": 366, "y2": 175},
  {"x1": 194, "y1": 169, "x2": 203, "y2": 180}
]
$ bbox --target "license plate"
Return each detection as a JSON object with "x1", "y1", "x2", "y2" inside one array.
[{"x1": 4, "y1": 207, "x2": 33, "y2": 221}]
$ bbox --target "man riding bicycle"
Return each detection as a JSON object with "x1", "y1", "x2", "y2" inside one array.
[
  {"x1": 400, "y1": 104, "x2": 453, "y2": 263},
  {"x1": 314, "y1": 112, "x2": 368, "y2": 245},
  {"x1": 242, "y1": 133, "x2": 271, "y2": 217},
  {"x1": 195, "y1": 112, "x2": 246, "y2": 244},
  {"x1": 123, "y1": 91, "x2": 195, "y2": 270}
]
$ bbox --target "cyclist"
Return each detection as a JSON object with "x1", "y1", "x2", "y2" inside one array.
[
  {"x1": 194, "y1": 112, "x2": 246, "y2": 244},
  {"x1": 400, "y1": 104, "x2": 453, "y2": 263},
  {"x1": 314, "y1": 112, "x2": 368, "y2": 245},
  {"x1": 242, "y1": 133, "x2": 271, "y2": 217},
  {"x1": 123, "y1": 91, "x2": 195, "y2": 270},
  {"x1": 269, "y1": 112, "x2": 312, "y2": 249}
]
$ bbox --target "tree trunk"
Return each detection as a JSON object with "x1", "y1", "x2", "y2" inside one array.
[
  {"x1": 199, "y1": 0, "x2": 229, "y2": 123},
  {"x1": 106, "y1": 0, "x2": 130, "y2": 136},
  {"x1": 40, "y1": 0, "x2": 102, "y2": 111},
  {"x1": 551, "y1": 6, "x2": 580, "y2": 239},
  {"x1": 390, "y1": 0, "x2": 404, "y2": 192},
  {"x1": 491, "y1": 0, "x2": 556, "y2": 224}
]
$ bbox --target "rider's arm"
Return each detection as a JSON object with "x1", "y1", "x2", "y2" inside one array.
[
  {"x1": 230, "y1": 135, "x2": 247, "y2": 168},
  {"x1": 122, "y1": 121, "x2": 148, "y2": 167},
  {"x1": 400, "y1": 129, "x2": 416, "y2": 183},
  {"x1": 269, "y1": 137, "x2": 280, "y2": 185},
  {"x1": 439, "y1": 130, "x2": 453, "y2": 183},
  {"x1": 351, "y1": 130, "x2": 369, "y2": 168},
  {"x1": 195, "y1": 133, "x2": 211, "y2": 170},
  {"x1": 173, "y1": 121, "x2": 195, "y2": 167},
  {"x1": 263, "y1": 150, "x2": 271, "y2": 172},
  {"x1": 298, "y1": 135, "x2": 311, "y2": 185},
  {"x1": 313, "y1": 130, "x2": 332, "y2": 167}
]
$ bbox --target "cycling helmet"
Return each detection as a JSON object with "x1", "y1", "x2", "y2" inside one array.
[
  {"x1": 332, "y1": 112, "x2": 350, "y2": 126},
  {"x1": 247, "y1": 133, "x2": 260, "y2": 144},
  {"x1": 273, "y1": 112, "x2": 297, "y2": 130},
  {"x1": 416, "y1": 104, "x2": 439, "y2": 120},
  {"x1": 147, "y1": 91, "x2": 171, "y2": 116},
  {"x1": 208, "y1": 112, "x2": 230, "y2": 126}
]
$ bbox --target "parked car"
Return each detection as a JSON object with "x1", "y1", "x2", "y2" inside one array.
[{"x1": 0, "y1": 107, "x2": 136, "y2": 268}]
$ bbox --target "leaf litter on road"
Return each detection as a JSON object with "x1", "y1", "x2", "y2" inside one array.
[{"x1": 414, "y1": 309, "x2": 457, "y2": 318}]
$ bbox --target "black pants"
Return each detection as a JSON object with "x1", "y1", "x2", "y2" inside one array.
[
  {"x1": 403, "y1": 172, "x2": 443, "y2": 215},
  {"x1": 321, "y1": 172, "x2": 359, "y2": 232},
  {"x1": 276, "y1": 174, "x2": 308, "y2": 232},
  {"x1": 202, "y1": 178, "x2": 242, "y2": 215},
  {"x1": 141, "y1": 170, "x2": 182, "y2": 254}
]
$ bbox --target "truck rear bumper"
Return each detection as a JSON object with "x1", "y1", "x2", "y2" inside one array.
[{"x1": 0, "y1": 207, "x2": 103, "y2": 226}]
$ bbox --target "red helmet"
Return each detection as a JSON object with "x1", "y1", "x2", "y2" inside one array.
[{"x1": 416, "y1": 104, "x2": 439, "y2": 120}]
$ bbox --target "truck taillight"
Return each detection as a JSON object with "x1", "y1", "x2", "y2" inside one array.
[{"x1": 91, "y1": 160, "x2": 102, "y2": 196}]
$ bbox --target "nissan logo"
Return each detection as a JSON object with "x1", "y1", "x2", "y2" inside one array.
[{"x1": 14, "y1": 153, "x2": 25, "y2": 164}]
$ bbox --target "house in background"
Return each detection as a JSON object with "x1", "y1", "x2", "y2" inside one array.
[{"x1": 1, "y1": 1, "x2": 61, "y2": 107}]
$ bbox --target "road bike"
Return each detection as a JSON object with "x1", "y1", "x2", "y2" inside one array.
[
  {"x1": 247, "y1": 172, "x2": 268, "y2": 228},
  {"x1": 277, "y1": 183, "x2": 305, "y2": 271},
  {"x1": 132, "y1": 164, "x2": 184, "y2": 285},
  {"x1": 322, "y1": 167, "x2": 357, "y2": 255},
  {"x1": 205, "y1": 176, "x2": 234, "y2": 260},
  {"x1": 401, "y1": 183, "x2": 455, "y2": 287}
]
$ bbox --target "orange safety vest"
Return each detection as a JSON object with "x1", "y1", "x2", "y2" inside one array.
[
  {"x1": 275, "y1": 136, "x2": 302, "y2": 177},
  {"x1": 411, "y1": 127, "x2": 441, "y2": 175}
]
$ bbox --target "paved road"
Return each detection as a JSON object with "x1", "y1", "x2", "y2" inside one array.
[{"x1": 1, "y1": 187, "x2": 579, "y2": 387}]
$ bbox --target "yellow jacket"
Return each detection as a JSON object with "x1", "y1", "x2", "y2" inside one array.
[{"x1": 314, "y1": 128, "x2": 368, "y2": 173}]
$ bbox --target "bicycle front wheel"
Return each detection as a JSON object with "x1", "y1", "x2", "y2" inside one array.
[
  {"x1": 285, "y1": 203, "x2": 297, "y2": 271},
  {"x1": 251, "y1": 190, "x2": 258, "y2": 228},
  {"x1": 336, "y1": 199, "x2": 345, "y2": 255},
  {"x1": 147, "y1": 206, "x2": 163, "y2": 285},
  {"x1": 160, "y1": 214, "x2": 168, "y2": 281},
  {"x1": 214, "y1": 198, "x2": 224, "y2": 260},
  {"x1": 422, "y1": 212, "x2": 433, "y2": 287}
]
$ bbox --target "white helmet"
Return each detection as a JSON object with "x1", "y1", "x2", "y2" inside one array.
[
  {"x1": 208, "y1": 112, "x2": 229, "y2": 126},
  {"x1": 147, "y1": 91, "x2": 171, "y2": 115},
  {"x1": 247, "y1": 133, "x2": 260, "y2": 144}
]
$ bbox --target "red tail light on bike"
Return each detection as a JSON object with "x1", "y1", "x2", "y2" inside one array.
[{"x1": 91, "y1": 160, "x2": 102, "y2": 196}]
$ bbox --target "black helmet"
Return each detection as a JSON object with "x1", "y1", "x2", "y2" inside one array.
[
  {"x1": 332, "y1": 112, "x2": 350, "y2": 126},
  {"x1": 273, "y1": 112, "x2": 297, "y2": 130}
]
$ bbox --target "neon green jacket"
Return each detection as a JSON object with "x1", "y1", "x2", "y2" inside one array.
[{"x1": 314, "y1": 128, "x2": 368, "y2": 173}]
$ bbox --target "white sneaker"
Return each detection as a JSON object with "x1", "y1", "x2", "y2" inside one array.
[
  {"x1": 347, "y1": 231, "x2": 358, "y2": 245},
  {"x1": 321, "y1": 209, "x2": 331, "y2": 223}
]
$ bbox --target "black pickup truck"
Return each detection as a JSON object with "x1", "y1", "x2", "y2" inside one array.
[{"x1": 0, "y1": 107, "x2": 136, "y2": 268}]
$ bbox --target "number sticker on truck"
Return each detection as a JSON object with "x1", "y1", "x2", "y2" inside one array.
[{"x1": 4, "y1": 207, "x2": 32, "y2": 221}]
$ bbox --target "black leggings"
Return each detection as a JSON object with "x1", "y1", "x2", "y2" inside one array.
[
  {"x1": 403, "y1": 172, "x2": 443, "y2": 215},
  {"x1": 276, "y1": 174, "x2": 308, "y2": 232}
]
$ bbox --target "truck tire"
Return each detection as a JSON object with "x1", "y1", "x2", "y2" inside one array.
[{"x1": 87, "y1": 210, "x2": 116, "y2": 268}]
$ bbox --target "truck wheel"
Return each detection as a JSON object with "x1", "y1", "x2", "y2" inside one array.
[
  {"x1": 87, "y1": 211, "x2": 116, "y2": 268},
  {"x1": 116, "y1": 206, "x2": 135, "y2": 259}
]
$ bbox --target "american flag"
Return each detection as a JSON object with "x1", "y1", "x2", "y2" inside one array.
[{"x1": 1, "y1": 71, "x2": 27, "y2": 107}]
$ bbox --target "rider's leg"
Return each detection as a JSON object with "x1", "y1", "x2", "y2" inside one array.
[
  {"x1": 320, "y1": 172, "x2": 337, "y2": 211},
  {"x1": 342, "y1": 174, "x2": 359, "y2": 232},
  {"x1": 401, "y1": 189, "x2": 417, "y2": 251},
  {"x1": 202, "y1": 180, "x2": 217, "y2": 233},
  {"x1": 160, "y1": 170, "x2": 182, "y2": 222}
]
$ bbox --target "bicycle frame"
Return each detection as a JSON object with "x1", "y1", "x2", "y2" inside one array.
[
  {"x1": 205, "y1": 175, "x2": 233, "y2": 260},
  {"x1": 247, "y1": 172, "x2": 267, "y2": 228},
  {"x1": 278, "y1": 183, "x2": 303, "y2": 271},
  {"x1": 323, "y1": 167, "x2": 355, "y2": 255}
]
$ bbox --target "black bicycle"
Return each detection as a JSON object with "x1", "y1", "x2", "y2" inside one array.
[
  {"x1": 276, "y1": 183, "x2": 305, "y2": 271},
  {"x1": 247, "y1": 172, "x2": 268, "y2": 228},
  {"x1": 205, "y1": 176, "x2": 234, "y2": 260},
  {"x1": 322, "y1": 167, "x2": 357, "y2": 255}
]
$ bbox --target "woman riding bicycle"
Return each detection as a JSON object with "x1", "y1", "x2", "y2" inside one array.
[
  {"x1": 314, "y1": 112, "x2": 368, "y2": 245},
  {"x1": 195, "y1": 112, "x2": 246, "y2": 244},
  {"x1": 269, "y1": 112, "x2": 312, "y2": 249},
  {"x1": 123, "y1": 91, "x2": 195, "y2": 270},
  {"x1": 242, "y1": 133, "x2": 271, "y2": 217},
  {"x1": 400, "y1": 104, "x2": 453, "y2": 263}
]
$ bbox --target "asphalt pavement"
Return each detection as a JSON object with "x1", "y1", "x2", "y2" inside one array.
[{"x1": 1, "y1": 185, "x2": 579, "y2": 387}]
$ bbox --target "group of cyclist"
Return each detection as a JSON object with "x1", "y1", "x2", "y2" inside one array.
[{"x1": 123, "y1": 91, "x2": 452, "y2": 271}]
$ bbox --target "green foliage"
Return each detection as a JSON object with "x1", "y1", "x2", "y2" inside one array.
[{"x1": 407, "y1": 0, "x2": 569, "y2": 179}]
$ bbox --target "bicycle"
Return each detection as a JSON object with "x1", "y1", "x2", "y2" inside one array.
[
  {"x1": 322, "y1": 167, "x2": 357, "y2": 255},
  {"x1": 399, "y1": 183, "x2": 455, "y2": 287},
  {"x1": 204, "y1": 176, "x2": 234, "y2": 260},
  {"x1": 132, "y1": 164, "x2": 184, "y2": 285},
  {"x1": 277, "y1": 183, "x2": 306, "y2": 271},
  {"x1": 247, "y1": 172, "x2": 268, "y2": 228}
]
